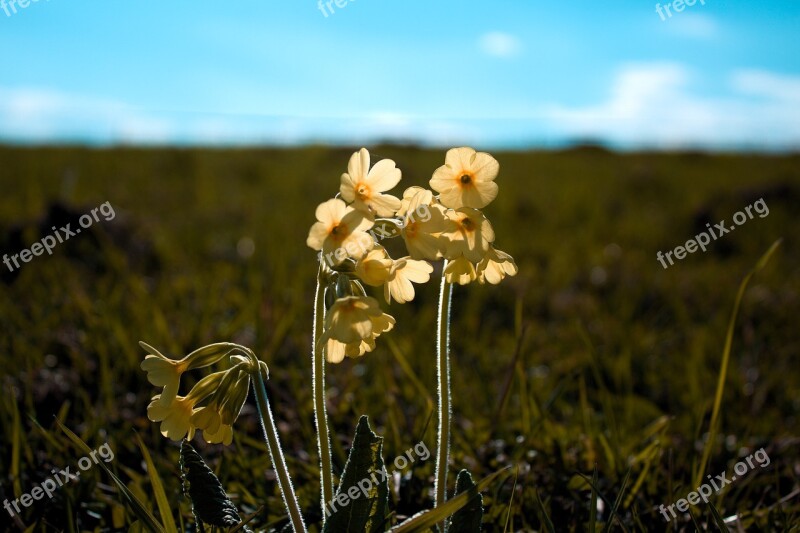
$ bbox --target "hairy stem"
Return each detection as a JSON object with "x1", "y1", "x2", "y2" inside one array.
[
  {"x1": 252, "y1": 368, "x2": 307, "y2": 532},
  {"x1": 434, "y1": 263, "x2": 453, "y2": 532},
  {"x1": 312, "y1": 270, "x2": 335, "y2": 519}
]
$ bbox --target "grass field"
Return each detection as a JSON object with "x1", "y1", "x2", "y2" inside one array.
[{"x1": 0, "y1": 145, "x2": 798, "y2": 531}]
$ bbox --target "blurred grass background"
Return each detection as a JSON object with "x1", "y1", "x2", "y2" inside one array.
[{"x1": 0, "y1": 145, "x2": 798, "y2": 531}]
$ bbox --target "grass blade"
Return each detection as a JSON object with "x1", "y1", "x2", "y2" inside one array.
[{"x1": 134, "y1": 433, "x2": 178, "y2": 533}]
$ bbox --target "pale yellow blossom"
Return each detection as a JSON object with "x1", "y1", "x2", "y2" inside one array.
[
  {"x1": 477, "y1": 246, "x2": 518, "y2": 284},
  {"x1": 340, "y1": 148, "x2": 402, "y2": 216},
  {"x1": 444, "y1": 208, "x2": 495, "y2": 262},
  {"x1": 430, "y1": 147, "x2": 499, "y2": 209},
  {"x1": 306, "y1": 198, "x2": 374, "y2": 265},
  {"x1": 384, "y1": 258, "x2": 433, "y2": 304},
  {"x1": 444, "y1": 257, "x2": 478, "y2": 285}
]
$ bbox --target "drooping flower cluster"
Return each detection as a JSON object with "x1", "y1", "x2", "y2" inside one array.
[
  {"x1": 306, "y1": 147, "x2": 517, "y2": 363},
  {"x1": 140, "y1": 342, "x2": 267, "y2": 444}
]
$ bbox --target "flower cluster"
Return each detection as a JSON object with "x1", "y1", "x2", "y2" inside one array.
[
  {"x1": 140, "y1": 342, "x2": 267, "y2": 445},
  {"x1": 307, "y1": 147, "x2": 517, "y2": 363}
]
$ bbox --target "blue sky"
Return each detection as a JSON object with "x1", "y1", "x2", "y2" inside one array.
[{"x1": 1, "y1": 0, "x2": 798, "y2": 149}]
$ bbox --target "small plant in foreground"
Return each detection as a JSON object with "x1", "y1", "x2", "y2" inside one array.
[{"x1": 137, "y1": 147, "x2": 517, "y2": 531}]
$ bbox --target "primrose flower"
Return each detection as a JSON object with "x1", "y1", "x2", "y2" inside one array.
[
  {"x1": 477, "y1": 246, "x2": 518, "y2": 284},
  {"x1": 340, "y1": 148, "x2": 402, "y2": 216},
  {"x1": 399, "y1": 188, "x2": 453, "y2": 261},
  {"x1": 444, "y1": 208, "x2": 496, "y2": 263},
  {"x1": 307, "y1": 198, "x2": 375, "y2": 265},
  {"x1": 430, "y1": 147, "x2": 499, "y2": 209},
  {"x1": 146, "y1": 369, "x2": 225, "y2": 441},
  {"x1": 384, "y1": 258, "x2": 433, "y2": 304},
  {"x1": 325, "y1": 312, "x2": 395, "y2": 363},
  {"x1": 322, "y1": 296, "x2": 395, "y2": 363},
  {"x1": 354, "y1": 245, "x2": 394, "y2": 286},
  {"x1": 444, "y1": 256, "x2": 478, "y2": 285},
  {"x1": 140, "y1": 342, "x2": 235, "y2": 407}
]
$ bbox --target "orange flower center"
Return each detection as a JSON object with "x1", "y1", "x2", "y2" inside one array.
[
  {"x1": 404, "y1": 221, "x2": 419, "y2": 238},
  {"x1": 330, "y1": 223, "x2": 349, "y2": 242},
  {"x1": 459, "y1": 173, "x2": 473, "y2": 186},
  {"x1": 356, "y1": 183, "x2": 372, "y2": 200},
  {"x1": 460, "y1": 217, "x2": 475, "y2": 233}
]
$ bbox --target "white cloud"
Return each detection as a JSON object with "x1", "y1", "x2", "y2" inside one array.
[
  {"x1": 479, "y1": 32, "x2": 521, "y2": 58},
  {"x1": 544, "y1": 63, "x2": 800, "y2": 149}
]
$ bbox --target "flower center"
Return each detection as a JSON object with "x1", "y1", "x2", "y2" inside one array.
[
  {"x1": 404, "y1": 221, "x2": 418, "y2": 238},
  {"x1": 330, "y1": 223, "x2": 349, "y2": 241},
  {"x1": 460, "y1": 174, "x2": 473, "y2": 185},
  {"x1": 356, "y1": 183, "x2": 371, "y2": 200},
  {"x1": 460, "y1": 218, "x2": 475, "y2": 232}
]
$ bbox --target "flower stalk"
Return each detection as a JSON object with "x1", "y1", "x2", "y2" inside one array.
[
  {"x1": 251, "y1": 357, "x2": 307, "y2": 532},
  {"x1": 312, "y1": 267, "x2": 335, "y2": 519},
  {"x1": 434, "y1": 262, "x2": 454, "y2": 531}
]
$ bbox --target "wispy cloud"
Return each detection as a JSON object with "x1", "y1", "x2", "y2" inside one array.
[{"x1": 544, "y1": 63, "x2": 800, "y2": 149}]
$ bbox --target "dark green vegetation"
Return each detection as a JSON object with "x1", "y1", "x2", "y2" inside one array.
[{"x1": 0, "y1": 145, "x2": 798, "y2": 531}]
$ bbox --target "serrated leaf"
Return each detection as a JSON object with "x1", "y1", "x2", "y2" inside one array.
[
  {"x1": 449, "y1": 470, "x2": 483, "y2": 532},
  {"x1": 180, "y1": 440, "x2": 246, "y2": 530},
  {"x1": 323, "y1": 416, "x2": 389, "y2": 533}
]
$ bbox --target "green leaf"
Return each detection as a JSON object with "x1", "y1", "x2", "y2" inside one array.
[
  {"x1": 180, "y1": 440, "x2": 247, "y2": 530},
  {"x1": 134, "y1": 434, "x2": 178, "y2": 533},
  {"x1": 55, "y1": 420, "x2": 165, "y2": 533},
  {"x1": 323, "y1": 416, "x2": 389, "y2": 533},
  {"x1": 390, "y1": 468, "x2": 508, "y2": 533},
  {"x1": 448, "y1": 470, "x2": 483, "y2": 532}
]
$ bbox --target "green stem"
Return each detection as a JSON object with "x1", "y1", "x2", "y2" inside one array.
[
  {"x1": 312, "y1": 270, "x2": 335, "y2": 519},
  {"x1": 434, "y1": 263, "x2": 453, "y2": 532},
  {"x1": 252, "y1": 368, "x2": 307, "y2": 532}
]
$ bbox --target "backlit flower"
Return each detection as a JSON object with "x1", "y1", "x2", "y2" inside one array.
[
  {"x1": 477, "y1": 246, "x2": 518, "y2": 284},
  {"x1": 444, "y1": 208, "x2": 495, "y2": 262},
  {"x1": 399, "y1": 187, "x2": 453, "y2": 261},
  {"x1": 146, "y1": 369, "x2": 226, "y2": 441},
  {"x1": 444, "y1": 257, "x2": 477, "y2": 285},
  {"x1": 140, "y1": 342, "x2": 234, "y2": 407},
  {"x1": 322, "y1": 295, "x2": 384, "y2": 344},
  {"x1": 384, "y1": 258, "x2": 433, "y2": 304},
  {"x1": 430, "y1": 147, "x2": 499, "y2": 209},
  {"x1": 340, "y1": 148, "x2": 402, "y2": 216},
  {"x1": 325, "y1": 312, "x2": 394, "y2": 363},
  {"x1": 354, "y1": 245, "x2": 393, "y2": 286},
  {"x1": 147, "y1": 395, "x2": 199, "y2": 441},
  {"x1": 307, "y1": 198, "x2": 374, "y2": 265}
]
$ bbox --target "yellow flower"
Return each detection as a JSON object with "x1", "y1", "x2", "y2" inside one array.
[
  {"x1": 444, "y1": 257, "x2": 478, "y2": 285},
  {"x1": 477, "y1": 246, "x2": 518, "y2": 284},
  {"x1": 325, "y1": 312, "x2": 394, "y2": 363},
  {"x1": 322, "y1": 295, "x2": 384, "y2": 344},
  {"x1": 354, "y1": 245, "x2": 393, "y2": 286},
  {"x1": 444, "y1": 208, "x2": 495, "y2": 262},
  {"x1": 147, "y1": 395, "x2": 199, "y2": 441},
  {"x1": 306, "y1": 198, "x2": 374, "y2": 265},
  {"x1": 146, "y1": 370, "x2": 225, "y2": 441},
  {"x1": 340, "y1": 148, "x2": 402, "y2": 216},
  {"x1": 204, "y1": 424, "x2": 233, "y2": 446},
  {"x1": 139, "y1": 342, "x2": 233, "y2": 407},
  {"x1": 384, "y1": 258, "x2": 433, "y2": 304},
  {"x1": 399, "y1": 187, "x2": 453, "y2": 261},
  {"x1": 430, "y1": 147, "x2": 499, "y2": 209}
]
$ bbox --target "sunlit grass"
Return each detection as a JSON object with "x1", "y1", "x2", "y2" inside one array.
[{"x1": 0, "y1": 146, "x2": 798, "y2": 530}]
